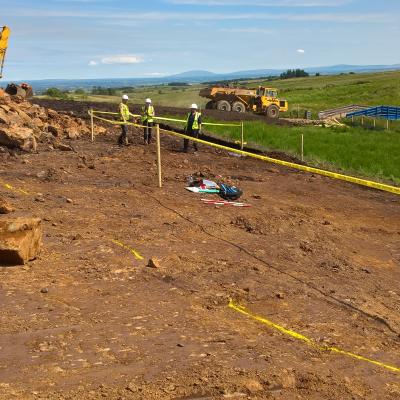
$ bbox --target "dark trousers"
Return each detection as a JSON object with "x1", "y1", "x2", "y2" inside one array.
[
  {"x1": 183, "y1": 129, "x2": 199, "y2": 152},
  {"x1": 143, "y1": 121, "x2": 153, "y2": 143},
  {"x1": 118, "y1": 124, "x2": 128, "y2": 144}
]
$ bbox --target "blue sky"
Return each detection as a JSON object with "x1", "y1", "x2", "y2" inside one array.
[{"x1": 1, "y1": 0, "x2": 399, "y2": 80}]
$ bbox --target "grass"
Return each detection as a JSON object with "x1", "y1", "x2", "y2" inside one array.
[
  {"x1": 46, "y1": 84, "x2": 209, "y2": 108},
  {"x1": 207, "y1": 121, "x2": 400, "y2": 185},
  {"x1": 254, "y1": 70, "x2": 400, "y2": 117}
]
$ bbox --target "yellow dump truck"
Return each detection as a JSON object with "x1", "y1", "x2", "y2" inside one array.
[{"x1": 199, "y1": 86, "x2": 288, "y2": 118}]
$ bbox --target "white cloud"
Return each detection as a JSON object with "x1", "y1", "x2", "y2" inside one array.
[
  {"x1": 297, "y1": 48, "x2": 305, "y2": 53},
  {"x1": 101, "y1": 55, "x2": 143, "y2": 64},
  {"x1": 88, "y1": 60, "x2": 98, "y2": 66}
]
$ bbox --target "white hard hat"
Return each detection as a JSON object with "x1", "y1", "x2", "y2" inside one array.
[
  {"x1": 145, "y1": 98, "x2": 152, "y2": 103},
  {"x1": 190, "y1": 103, "x2": 198, "y2": 109},
  {"x1": 122, "y1": 94, "x2": 129, "y2": 100}
]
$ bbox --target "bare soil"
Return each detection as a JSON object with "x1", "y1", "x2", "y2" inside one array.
[{"x1": 0, "y1": 100, "x2": 399, "y2": 399}]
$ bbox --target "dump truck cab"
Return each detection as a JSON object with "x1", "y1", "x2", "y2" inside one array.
[
  {"x1": 256, "y1": 87, "x2": 278, "y2": 98},
  {"x1": 254, "y1": 86, "x2": 288, "y2": 118}
]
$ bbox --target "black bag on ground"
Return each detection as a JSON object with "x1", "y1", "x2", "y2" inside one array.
[{"x1": 219, "y1": 183, "x2": 242, "y2": 201}]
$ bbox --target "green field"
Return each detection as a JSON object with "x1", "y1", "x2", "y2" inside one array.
[
  {"x1": 61, "y1": 85, "x2": 208, "y2": 109},
  {"x1": 256, "y1": 70, "x2": 400, "y2": 117},
  {"x1": 208, "y1": 122, "x2": 400, "y2": 185},
  {"x1": 39, "y1": 70, "x2": 400, "y2": 184}
]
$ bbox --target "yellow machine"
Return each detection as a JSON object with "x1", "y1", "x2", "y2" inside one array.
[
  {"x1": 199, "y1": 85, "x2": 288, "y2": 118},
  {"x1": 0, "y1": 26, "x2": 33, "y2": 97},
  {"x1": 0, "y1": 26, "x2": 10, "y2": 79}
]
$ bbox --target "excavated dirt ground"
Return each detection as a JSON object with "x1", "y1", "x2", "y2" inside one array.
[{"x1": 0, "y1": 101, "x2": 399, "y2": 400}]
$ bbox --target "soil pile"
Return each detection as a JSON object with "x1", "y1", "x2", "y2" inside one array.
[{"x1": 0, "y1": 91, "x2": 105, "y2": 151}]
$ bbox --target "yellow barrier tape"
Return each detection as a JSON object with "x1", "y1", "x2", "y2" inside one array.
[
  {"x1": 0, "y1": 180, "x2": 29, "y2": 195},
  {"x1": 88, "y1": 110, "x2": 399, "y2": 195},
  {"x1": 90, "y1": 110, "x2": 241, "y2": 127},
  {"x1": 153, "y1": 115, "x2": 241, "y2": 127},
  {"x1": 229, "y1": 299, "x2": 400, "y2": 373},
  {"x1": 160, "y1": 128, "x2": 400, "y2": 195},
  {"x1": 91, "y1": 111, "x2": 119, "y2": 116},
  {"x1": 111, "y1": 239, "x2": 144, "y2": 260},
  {"x1": 90, "y1": 112, "x2": 147, "y2": 129}
]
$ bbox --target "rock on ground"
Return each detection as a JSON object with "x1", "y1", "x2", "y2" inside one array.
[
  {"x1": 0, "y1": 217, "x2": 42, "y2": 265},
  {"x1": 0, "y1": 196, "x2": 15, "y2": 214}
]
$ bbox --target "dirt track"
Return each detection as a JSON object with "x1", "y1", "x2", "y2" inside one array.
[{"x1": 0, "y1": 103, "x2": 399, "y2": 399}]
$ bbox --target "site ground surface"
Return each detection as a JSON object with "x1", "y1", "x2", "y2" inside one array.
[{"x1": 0, "y1": 108, "x2": 399, "y2": 399}]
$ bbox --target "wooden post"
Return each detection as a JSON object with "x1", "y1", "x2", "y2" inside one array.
[
  {"x1": 301, "y1": 134, "x2": 304, "y2": 162},
  {"x1": 156, "y1": 124, "x2": 162, "y2": 188},
  {"x1": 386, "y1": 120, "x2": 389, "y2": 131},
  {"x1": 373, "y1": 118, "x2": 376, "y2": 128},
  {"x1": 351, "y1": 115, "x2": 354, "y2": 124},
  {"x1": 361, "y1": 116, "x2": 364, "y2": 126},
  {"x1": 297, "y1": 104, "x2": 299, "y2": 119},
  {"x1": 90, "y1": 109, "x2": 94, "y2": 142},
  {"x1": 240, "y1": 121, "x2": 244, "y2": 150}
]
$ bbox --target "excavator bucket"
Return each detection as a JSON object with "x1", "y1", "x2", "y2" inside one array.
[{"x1": 0, "y1": 26, "x2": 11, "y2": 79}]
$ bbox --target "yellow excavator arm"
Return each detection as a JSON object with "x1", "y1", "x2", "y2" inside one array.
[{"x1": 0, "y1": 26, "x2": 11, "y2": 79}]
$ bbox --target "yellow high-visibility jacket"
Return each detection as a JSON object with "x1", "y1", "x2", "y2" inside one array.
[
  {"x1": 119, "y1": 103, "x2": 130, "y2": 122},
  {"x1": 142, "y1": 105, "x2": 155, "y2": 123}
]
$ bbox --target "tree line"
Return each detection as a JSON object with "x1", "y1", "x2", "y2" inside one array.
[{"x1": 280, "y1": 69, "x2": 309, "y2": 79}]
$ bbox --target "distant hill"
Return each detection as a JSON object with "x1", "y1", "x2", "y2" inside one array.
[
  {"x1": 169, "y1": 70, "x2": 218, "y2": 78},
  {"x1": 3, "y1": 63, "x2": 399, "y2": 92}
]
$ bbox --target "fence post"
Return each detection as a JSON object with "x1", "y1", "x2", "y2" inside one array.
[
  {"x1": 90, "y1": 109, "x2": 94, "y2": 142},
  {"x1": 156, "y1": 124, "x2": 162, "y2": 188},
  {"x1": 301, "y1": 134, "x2": 304, "y2": 162},
  {"x1": 240, "y1": 121, "x2": 244, "y2": 150},
  {"x1": 386, "y1": 120, "x2": 389, "y2": 131}
]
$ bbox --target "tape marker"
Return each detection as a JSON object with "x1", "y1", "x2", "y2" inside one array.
[
  {"x1": 229, "y1": 299, "x2": 400, "y2": 373},
  {"x1": 111, "y1": 239, "x2": 144, "y2": 261},
  {"x1": 91, "y1": 110, "x2": 241, "y2": 127},
  {"x1": 0, "y1": 180, "x2": 29, "y2": 195}
]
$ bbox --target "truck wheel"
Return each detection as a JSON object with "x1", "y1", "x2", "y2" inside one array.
[
  {"x1": 217, "y1": 100, "x2": 231, "y2": 112},
  {"x1": 266, "y1": 105, "x2": 279, "y2": 118},
  {"x1": 232, "y1": 101, "x2": 246, "y2": 113},
  {"x1": 205, "y1": 101, "x2": 215, "y2": 110}
]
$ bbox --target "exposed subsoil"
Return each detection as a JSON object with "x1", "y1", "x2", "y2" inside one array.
[{"x1": 0, "y1": 100, "x2": 399, "y2": 400}]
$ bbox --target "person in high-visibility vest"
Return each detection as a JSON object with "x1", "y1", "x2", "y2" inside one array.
[
  {"x1": 183, "y1": 103, "x2": 202, "y2": 153},
  {"x1": 118, "y1": 94, "x2": 130, "y2": 145},
  {"x1": 142, "y1": 98, "x2": 155, "y2": 145}
]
